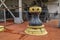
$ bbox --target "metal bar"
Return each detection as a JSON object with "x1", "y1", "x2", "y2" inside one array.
[
  {"x1": 0, "y1": 4, "x2": 3, "y2": 7},
  {"x1": 19, "y1": 0, "x2": 23, "y2": 23},
  {"x1": 0, "y1": 0, "x2": 15, "y2": 18},
  {"x1": 3, "y1": 9, "x2": 6, "y2": 27},
  {"x1": 0, "y1": 0, "x2": 5, "y2": 7}
]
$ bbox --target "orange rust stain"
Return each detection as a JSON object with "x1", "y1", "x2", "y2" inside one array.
[{"x1": 0, "y1": 20, "x2": 60, "y2": 40}]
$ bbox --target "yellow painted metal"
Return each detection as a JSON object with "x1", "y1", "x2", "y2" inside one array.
[
  {"x1": 0, "y1": 26, "x2": 4, "y2": 32},
  {"x1": 29, "y1": 6, "x2": 42, "y2": 13},
  {"x1": 25, "y1": 6, "x2": 48, "y2": 35},
  {"x1": 25, "y1": 25, "x2": 48, "y2": 36}
]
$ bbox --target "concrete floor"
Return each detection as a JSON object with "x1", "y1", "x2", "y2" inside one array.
[{"x1": 0, "y1": 20, "x2": 60, "y2": 40}]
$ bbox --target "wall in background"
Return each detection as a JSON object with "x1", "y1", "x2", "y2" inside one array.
[{"x1": 47, "y1": 0, "x2": 59, "y2": 13}]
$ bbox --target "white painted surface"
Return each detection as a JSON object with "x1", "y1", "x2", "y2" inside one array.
[
  {"x1": 18, "y1": 0, "x2": 23, "y2": 23},
  {"x1": 47, "y1": 4, "x2": 58, "y2": 13},
  {"x1": 14, "y1": 0, "x2": 23, "y2": 24},
  {"x1": 47, "y1": 1, "x2": 58, "y2": 13},
  {"x1": 14, "y1": 17, "x2": 22, "y2": 24},
  {"x1": 47, "y1": 0, "x2": 60, "y2": 19}
]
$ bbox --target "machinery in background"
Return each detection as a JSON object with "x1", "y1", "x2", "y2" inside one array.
[
  {"x1": 0, "y1": 0, "x2": 23, "y2": 24},
  {"x1": 25, "y1": 6, "x2": 48, "y2": 35}
]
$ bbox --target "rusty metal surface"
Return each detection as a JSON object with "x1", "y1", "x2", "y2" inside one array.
[{"x1": 0, "y1": 20, "x2": 60, "y2": 40}]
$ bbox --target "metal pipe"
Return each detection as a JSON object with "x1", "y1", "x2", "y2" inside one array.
[
  {"x1": 3, "y1": 9, "x2": 6, "y2": 27},
  {"x1": 19, "y1": 0, "x2": 23, "y2": 23}
]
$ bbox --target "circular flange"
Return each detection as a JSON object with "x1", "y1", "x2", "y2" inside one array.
[{"x1": 25, "y1": 25, "x2": 48, "y2": 36}]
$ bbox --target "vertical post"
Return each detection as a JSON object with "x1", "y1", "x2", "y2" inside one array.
[
  {"x1": 19, "y1": 0, "x2": 23, "y2": 23},
  {"x1": 4, "y1": 9, "x2": 6, "y2": 27}
]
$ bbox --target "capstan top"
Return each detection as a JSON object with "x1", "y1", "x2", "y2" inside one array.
[{"x1": 29, "y1": 6, "x2": 42, "y2": 13}]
